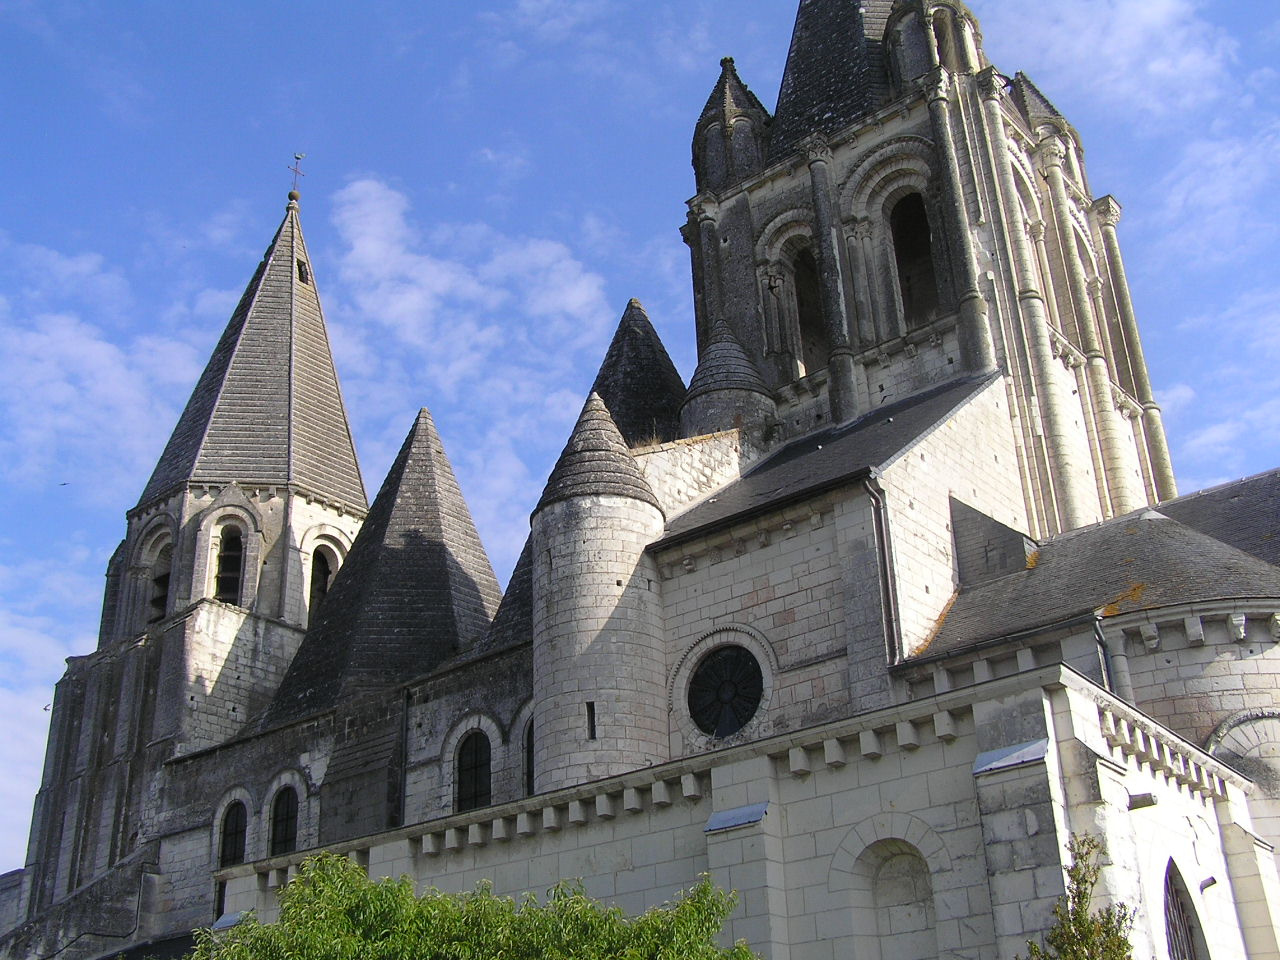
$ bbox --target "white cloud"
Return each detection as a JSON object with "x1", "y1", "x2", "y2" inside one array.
[{"x1": 974, "y1": 0, "x2": 1236, "y2": 119}]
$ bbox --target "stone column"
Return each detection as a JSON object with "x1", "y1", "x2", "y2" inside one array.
[
  {"x1": 978, "y1": 72, "x2": 1091, "y2": 531},
  {"x1": 803, "y1": 135, "x2": 859, "y2": 423},
  {"x1": 693, "y1": 199, "x2": 723, "y2": 353},
  {"x1": 1093, "y1": 196, "x2": 1178, "y2": 500},
  {"x1": 1039, "y1": 135, "x2": 1143, "y2": 515},
  {"x1": 925, "y1": 67, "x2": 997, "y2": 375}
]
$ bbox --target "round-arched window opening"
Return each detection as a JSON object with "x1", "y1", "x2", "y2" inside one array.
[{"x1": 688, "y1": 645, "x2": 764, "y2": 738}]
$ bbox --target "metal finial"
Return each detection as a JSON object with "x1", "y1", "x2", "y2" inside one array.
[{"x1": 289, "y1": 153, "x2": 307, "y2": 195}]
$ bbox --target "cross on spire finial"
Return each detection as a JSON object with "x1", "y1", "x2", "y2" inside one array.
[{"x1": 289, "y1": 153, "x2": 307, "y2": 193}]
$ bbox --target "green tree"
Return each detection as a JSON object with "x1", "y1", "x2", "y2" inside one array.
[
  {"x1": 188, "y1": 852, "x2": 761, "y2": 960},
  {"x1": 1020, "y1": 834, "x2": 1135, "y2": 960}
]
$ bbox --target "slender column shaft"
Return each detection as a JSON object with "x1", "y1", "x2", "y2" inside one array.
[
  {"x1": 1041, "y1": 138, "x2": 1143, "y2": 514},
  {"x1": 1095, "y1": 198, "x2": 1178, "y2": 500},
  {"x1": 805, "y1": 139, "x2": 858, "y2": 422},
  {"x1": 926, "y1": 69, "x2": 996, "y2": 374},
  {"x1": 979, "y1": 79, "x2": 1091, "y2": 531}
]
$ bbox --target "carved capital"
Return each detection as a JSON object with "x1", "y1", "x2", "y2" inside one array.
[
  {"x1": 925, "y1": 67, "x2": 952, "y2": 103},
  {"x1": 802, "y1": 134, "x2": 832, "y2": 165},
  {"x1": 690, "y1": 198, "x2": 718, "y2": 226},
  {"x1": 976, "y1": 67, "x2": 1006, "y2": 102},
  {"x1": 1035, "y1": 135, "x2": 1067, "y2": 167},
  {"x1": 852, "y1": 217, "x2": 874, "y2": 242},
  {"x1": 1087, "y1": 275, "x2": 1105, "y2": 295},
  {"x1": 1026, "y1": 219, "x2": 1046, "y2": 242},
  {"x1": 1092, "y1": 194, "x2": 1123, "y2": 228}
]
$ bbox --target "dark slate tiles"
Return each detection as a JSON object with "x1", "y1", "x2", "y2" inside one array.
[
  {"x1": 684, "y1": 319, "x2": 770, "y2": 402},
  {"x1": 589, "y1": 300, "x2": 686, "y2": 448},
  {"x1": 256, "y1": 408, "x2": 501, "y2": 730},
  {"x1": 1159, "y1": 468, "x2": 1280, "y2": 567},
  {"x1": 659, "y1": 375, "x2": 996, "y2": 546},
  {"x1": 920, "y1": 511, "x2": 1280, "y2": 660},
  {"x1": 768, "y1": 0, "x2": 895, "y2": 163}
]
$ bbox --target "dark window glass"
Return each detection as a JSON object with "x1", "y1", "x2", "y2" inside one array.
[
  {"x1": 890, "y1": 193, "x2": 939, "y2": 327},
  {"x1": 688, "y1": 645, "x2": 764, "y2": 738},
  {"x1": 456, "y1": 731, "x2": 492, "y2": 812},
  {"x1": 219, "y1": 801, "x2": 247, "y2": 867},
  {"x1": 148, "y1": 544, "x2": 172, "y2": 624},
  {"x1": 214, "y1": 527, "x2": 244, "y2": 605},
  {"x1": 269, "y1": 787, "x2": 298, "y2": 857},
  {"x1": 793, "y1": 248, "x2": 829, "y2": 375},
  {"x1": 524, "y1": 720, "x2": 535, "y2": 797},
  {"x1": 1165, "y1": 864, "x2": 1205, "y2": 960},
  {"x1": 309, "y1": 549, "x2": 333, "y2": 618}
]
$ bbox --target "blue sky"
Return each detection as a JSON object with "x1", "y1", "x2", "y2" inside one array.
[{"x1": 1, "y1": 0, "x2": 1278, "y2": 868}]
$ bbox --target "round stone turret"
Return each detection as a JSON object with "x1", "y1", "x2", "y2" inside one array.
[
  {"x1": 680, "y1": 320, "x2": 777, "y2": 438},
  {"x1": 531, "y1": 394, "x2": 668, "y2": 792}
]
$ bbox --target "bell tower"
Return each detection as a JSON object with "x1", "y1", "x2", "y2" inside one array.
[{"x1": 683, "y1": 0, "x2": 1176, "y2": 536}]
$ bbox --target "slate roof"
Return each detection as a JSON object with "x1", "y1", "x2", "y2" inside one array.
[
  {"x1": 768, "y1": 0, "x2": 894, "y2": 163},
  {"x1": 256, "y1": 408, "x2": 501, "y2": 730},
  {"x1": 684, "y1": 319, "x2": 770, "y2": 403},
  {"x1": 1159, "y1": 468, "x2": 1280, "y2": 567},
  {"x1": 590, "y1": 300, "x2": 687, "y2": 448},
  {"x1": 1009, "y1": 72, "x2": 1065, "y2": 126},
  {"x1": 137, "y1": 196, "x2": 366, "y2": 511},
  {"x1": 658, "y1": 374, "x2": 997, "y2": 547},
  {"x1": 918, "y1": 510, "x2": 1280, "y2": 661},
  {"x1": 536, "y1": 393, "x2": 661, "y2": 513},
  {"x1": 697, "y1": 57, "x2": 771, "y2": 133}
]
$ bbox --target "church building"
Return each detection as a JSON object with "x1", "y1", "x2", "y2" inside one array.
[{"x1": 4, "y1": 1, "x2": 1280, "y2": 958}]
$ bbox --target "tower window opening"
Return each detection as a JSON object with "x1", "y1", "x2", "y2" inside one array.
[
  {"x1": 214, "y1": 526, "x2": 244, "y2": 605},
  {"x1": 297, "y1": 259, "x2": 310, "y2": 284},
  {"x1": 456, "y1": 731, "x2": 492, "y2": 812},
  {"x1": 586, "y1": 701, "x2": 597, "y2": 740},
  {"x1": 269, "y1": 787, "x2": 298, "y2": 857},
  {"x1": 219, "y1": 801, "x2": 247, "y2": 868},
  {"x1": 308, "y1": 547, "x2": 334, "y2": 620},
  {"x1": 792, "y1": 247, "x2": 829, "y2": 376},
  {"x1": 890, "y1": 194, "x2": 940, "y2": 328},
  {"x1": 148, "y1": 543, "x2": 172, "y2": 624},
  {"x1": 524, "y1": 719, "x2": 535, "y2": 797}
]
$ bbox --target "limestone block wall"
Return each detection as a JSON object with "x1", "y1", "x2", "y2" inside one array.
[
  {"x1": 217, "y1": 666, "x2": 1274, "y2": 960},
  {"x1": 532, "y1": 495, "x2": 669, "y2": 791},
  {"x1": 635, "y1": 431, "x2": 765, "y2": 519},
  {"x1": 655, "y1": 489, "x2": 881, "y2": 758},
  {"x1": 879, "y1": 379, "x2": 1030, "y2": 656}
]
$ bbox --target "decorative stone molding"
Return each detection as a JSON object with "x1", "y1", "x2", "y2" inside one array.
[
  {"x1": 1092, "y1": 195, "x2": 1123, "y2": 227},
  {"x1": 976, "y1": 66, "x2": 1006, "y2": 102},
  {"x1": 802, "y1": 133, "x2": 833, "y2": 165}
]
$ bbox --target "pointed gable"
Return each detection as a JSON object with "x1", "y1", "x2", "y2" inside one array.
[
  {"x1": 1010, "y1": 72, "x2": 1064, "y2": 126},
  {"x1": 137, "y1": 195, "x2": 366, "y2": 511},
  {"x1": 697, "y1": 57, "x2": 771, "y2": 132},
  {"x1": 589, "y1": 300, "x2": 686, "y2": 448},
  {"x1": 536, "y1": 393, "x2": 661, "y2": 514},
  {"x1": 768, "y1": 0, "x2": 895, "y2": 163},
  {"x1": 258, "y1": 408, "x2": 501, "y2": 728}
]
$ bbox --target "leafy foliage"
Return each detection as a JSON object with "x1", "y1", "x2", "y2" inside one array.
[
  {"x1": 1020, "y1": 834, "x2": 1135, "y2": 960},
  {"x1": 189, "y1": 852, "x2": 760, "y2": 960}
]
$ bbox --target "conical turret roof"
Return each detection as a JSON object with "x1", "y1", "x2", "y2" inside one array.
[
  {"x1": 536, "y1": 393, "x2": 661, "y2": 514},
  {"x1": 697, "y1": 57, "x2": 771, "y2": 133},
  {"x1": 258, "y1": 407, "x2": 502, "y2": 729},
  {"x1": 1010, "y1": 72, "x2": 1064, "y2": 126},
  {"x1": 136, "y1": 194, "x2": 366, "y2": 511},
  {"x1": 589, "y1": 300, "x2": 686, "y2": 448},
  {"x1": 768, "y1": 0, "x2": 894, "y2": 163},
  {"x1": 684, "y1": 320, "x2": 771, "y2": 402}
]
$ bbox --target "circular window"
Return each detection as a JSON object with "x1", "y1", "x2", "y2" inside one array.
[{"x1": 688, "y1": 645, "x2": 764, "y2": 738}]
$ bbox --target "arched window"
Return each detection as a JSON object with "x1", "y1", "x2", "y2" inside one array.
[
  {"x1": 524, "y1": 719, "x2": 535, "y2": 797},
  {"x1": 1165, "y1": 862, "x2": 1208, "y2": 960},
  {"x1": 456, "y1": 731, "x2": 492, "y2": 812},
  {"x1": 148, "y1": 543, "x2": 172, "y2": 624},
  {"x1": 792, "y1": 247, "x2": 829, "y2": 376},
  {"x1": 308, "y1": 546, "x2": 335, "y2": 619},
  {"x1": 219, "y1": 801, "x2": 247, "y2": 868},
  {"x1": 269, "y1": 787, "x2": 298, "y2": 857},
  {"x1": 890, "y1": 193, "x2": 939, "y2": 327},
  {"x1": 214, "y1": 526, "x2": 244, "y2": 605}
]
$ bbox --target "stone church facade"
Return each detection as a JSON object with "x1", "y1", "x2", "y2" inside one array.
[{"x1": 4, "y1": 1, "x2": 1280, "y2": 958}]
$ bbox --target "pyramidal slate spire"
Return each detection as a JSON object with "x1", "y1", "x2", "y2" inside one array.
[
  {"x1": 589, "y1": 299, "x2": 686, "y2": 448},
  {"x1": 536, "y1": 393, "x2": 660, "y2": 513},
  {"x1": 685, "y1": 319, "x2": 770, "y2": 401},
  {"x1": 258, "y1": 407, "x2": 502, "y2": 728},
  {"x1": 768, "y1": 0, "x2": 895, "y2": 163},
  {"x1": 137, "y1": 193, "x2": 366, "y2": 510}
]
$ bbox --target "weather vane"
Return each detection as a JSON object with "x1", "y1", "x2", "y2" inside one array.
[{"x1": 289, "y1": 153, "x2": 307, "y2": 192}]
